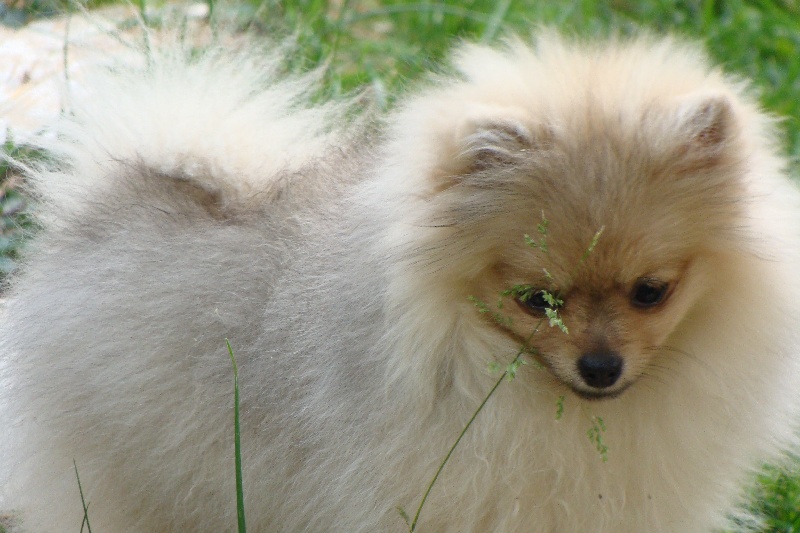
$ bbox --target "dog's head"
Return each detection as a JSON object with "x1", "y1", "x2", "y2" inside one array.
[{"x1": 382, "y1": 34, "x2": 776, "y2": 399}]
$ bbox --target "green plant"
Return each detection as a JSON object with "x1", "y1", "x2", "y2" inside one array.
[
  {"x1": 74, "y1": 460, "x2": 93, "y2": 533},
  {"x1": 0, "y1": 135, "x2": 40, "y2": 280},
  {"x1": 402, "y1": 221, "x2": 605, "y2": 531},
  {"x1": 226, "y1": 340, "x2": 247, "y2": 533},
  {"x1": 731, "y1": 457, "x2": 800, "y2": 532}
]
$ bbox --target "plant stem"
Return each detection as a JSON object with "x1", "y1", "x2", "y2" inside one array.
[
  {"x1": 409, "y1": 354, "x2": 518, "y2": 531},
  {"x1": 74, "y1": 459, "x2": 92, "y2": 533},
  {"x1": 410, "y1": 318, "x2": 543, "y2": 531},
  {"x1": 227, "y1": 340, "x2": 247, "y2": 533}
]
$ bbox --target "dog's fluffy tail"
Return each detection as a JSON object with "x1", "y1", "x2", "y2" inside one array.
[{"x1": 23, "y1": 38, "x2": 354, "y2": 223}]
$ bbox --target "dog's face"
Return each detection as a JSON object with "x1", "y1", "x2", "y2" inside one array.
[
  {"x1": 478, "y1": 237, "x2": 712, "y2": 400},
  {"x1": 451, "y1": 94, "x2": 747, "y2": 400},
  {"x1": 385, "y1": 39, "x2": 766, "y2": 400},
  {"x1": 395, "y1": 87, "x2": 750, "y2": 400}
]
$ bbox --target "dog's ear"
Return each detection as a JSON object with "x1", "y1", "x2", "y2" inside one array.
[
  {"x1": 457, "y1": 117, "x2": 539, "y2": 173},
  {"x1": 390, "y1": 103, "x2": 548, "y2": 196},
  {"x1": 674, "y1": 94, "x2": 736, "y2": 162},
  {"x1": 447, "y1": 110, "x2": 557, "y2": 185}
]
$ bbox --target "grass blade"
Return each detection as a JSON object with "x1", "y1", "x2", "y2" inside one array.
[
  {"x1": 73, "y1": 459, "x2": 92, "y2": 533},
  {"x1": 226, "y1": 339, "x2": 247, "y2": 533}
]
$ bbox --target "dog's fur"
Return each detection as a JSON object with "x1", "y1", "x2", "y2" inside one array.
[{"x1": 2, "y1": 31, "x2": 800, "y2": 532}]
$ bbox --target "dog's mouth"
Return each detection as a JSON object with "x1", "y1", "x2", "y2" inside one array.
[{"x1": 570, "y1": 382, "x2": 632, "y2": 401}]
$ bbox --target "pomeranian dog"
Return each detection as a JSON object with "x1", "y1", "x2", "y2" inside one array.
[{"x1": 1, "y1": 30, "x2": 800, "y2": 532}]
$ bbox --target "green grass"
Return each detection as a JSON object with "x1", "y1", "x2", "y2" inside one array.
[
  {"x1": 3, "y1": 0, "x2": 800, "y2": 530},
  {"x1": 0, "y1": 137, "x2": 39, "y2": 280},
  {"x1": 741, "y1": 458, "x2": 800, "y2": 532},
  {"x1": 74, "y1": 460, "x2": 93, "y2": 533},
  {"x1": 226, "y1": 340, "x2": 247, "y2": 533},
  {"x1": 0, "y1": 513, "x2": 18, "y2": 533},
  {"x1": 238, "y1": 0, "x2": 800, "y2": 162}
]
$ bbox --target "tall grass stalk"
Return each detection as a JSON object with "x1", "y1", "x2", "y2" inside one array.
[
  {"x1": 226, "y1": 340, "x2": 247, "y2": 533},
  {"x1": 408, "y1": 346, "x2": 534, "y2": 532},
  {"x1": 73, "y1": 460, "x2": 92, "y2": 533},
  {"x1": 408, "y1": 224, "x2": 603, "y2": 531},
  {"x1": 137, "y1": 0, "x2": 147, "y2": 24}
]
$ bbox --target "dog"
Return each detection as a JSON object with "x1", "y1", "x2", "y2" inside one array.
[{"x1": 1, "y1": 30, "x2": 800, "y2": 532}]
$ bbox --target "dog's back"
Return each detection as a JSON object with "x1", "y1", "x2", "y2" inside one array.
[{"x1": 0, "y1": 42, "x2": 368, "y2": 531}]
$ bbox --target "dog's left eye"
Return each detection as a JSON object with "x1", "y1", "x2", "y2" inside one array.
[{"x1": 631, "y1": 279, "x2": 669, "y2": 308}]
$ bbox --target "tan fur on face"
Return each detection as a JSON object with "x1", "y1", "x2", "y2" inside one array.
[
  {"x1": 381, "y1": 33, "x2": 756, "y2": 402},
  {"x1": 479, "y1": 255, "x2": 711, "y2": 398},
  {"x1": 455, "y1": 99, "x2": 739, "y2": 396}
]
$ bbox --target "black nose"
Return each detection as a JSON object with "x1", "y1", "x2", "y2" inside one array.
[{"x1": 578, "y1": 352, "x2": 624, "y2": 388}]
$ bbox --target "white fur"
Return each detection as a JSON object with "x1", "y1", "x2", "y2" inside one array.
[{"x1": 1, "y1": 32, "x2": 800, "y2": 532}]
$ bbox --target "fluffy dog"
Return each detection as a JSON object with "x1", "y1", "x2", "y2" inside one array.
[{"x1": 2, "y1": 31, "x2": 800, "y2": 532}]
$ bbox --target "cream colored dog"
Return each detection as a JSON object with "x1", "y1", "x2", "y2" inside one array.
[{"x1": 2, "y1": 32, "x2": 800, "y2": 532}]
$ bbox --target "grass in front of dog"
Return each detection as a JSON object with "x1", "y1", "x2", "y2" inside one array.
[
  {"x1": 226, "y1": 341, "x2": 247, "y2": 533},
  {"x1": 742, "y1": 458, "x2": 800, "y2": 531}
]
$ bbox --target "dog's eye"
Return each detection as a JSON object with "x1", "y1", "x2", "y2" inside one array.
[
  {"x1": 516, "y1": 289, "x2": 559, "y2": 314},
  {"x1": 631, "y1": 279, "x2": 669, "y2": 308}
]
